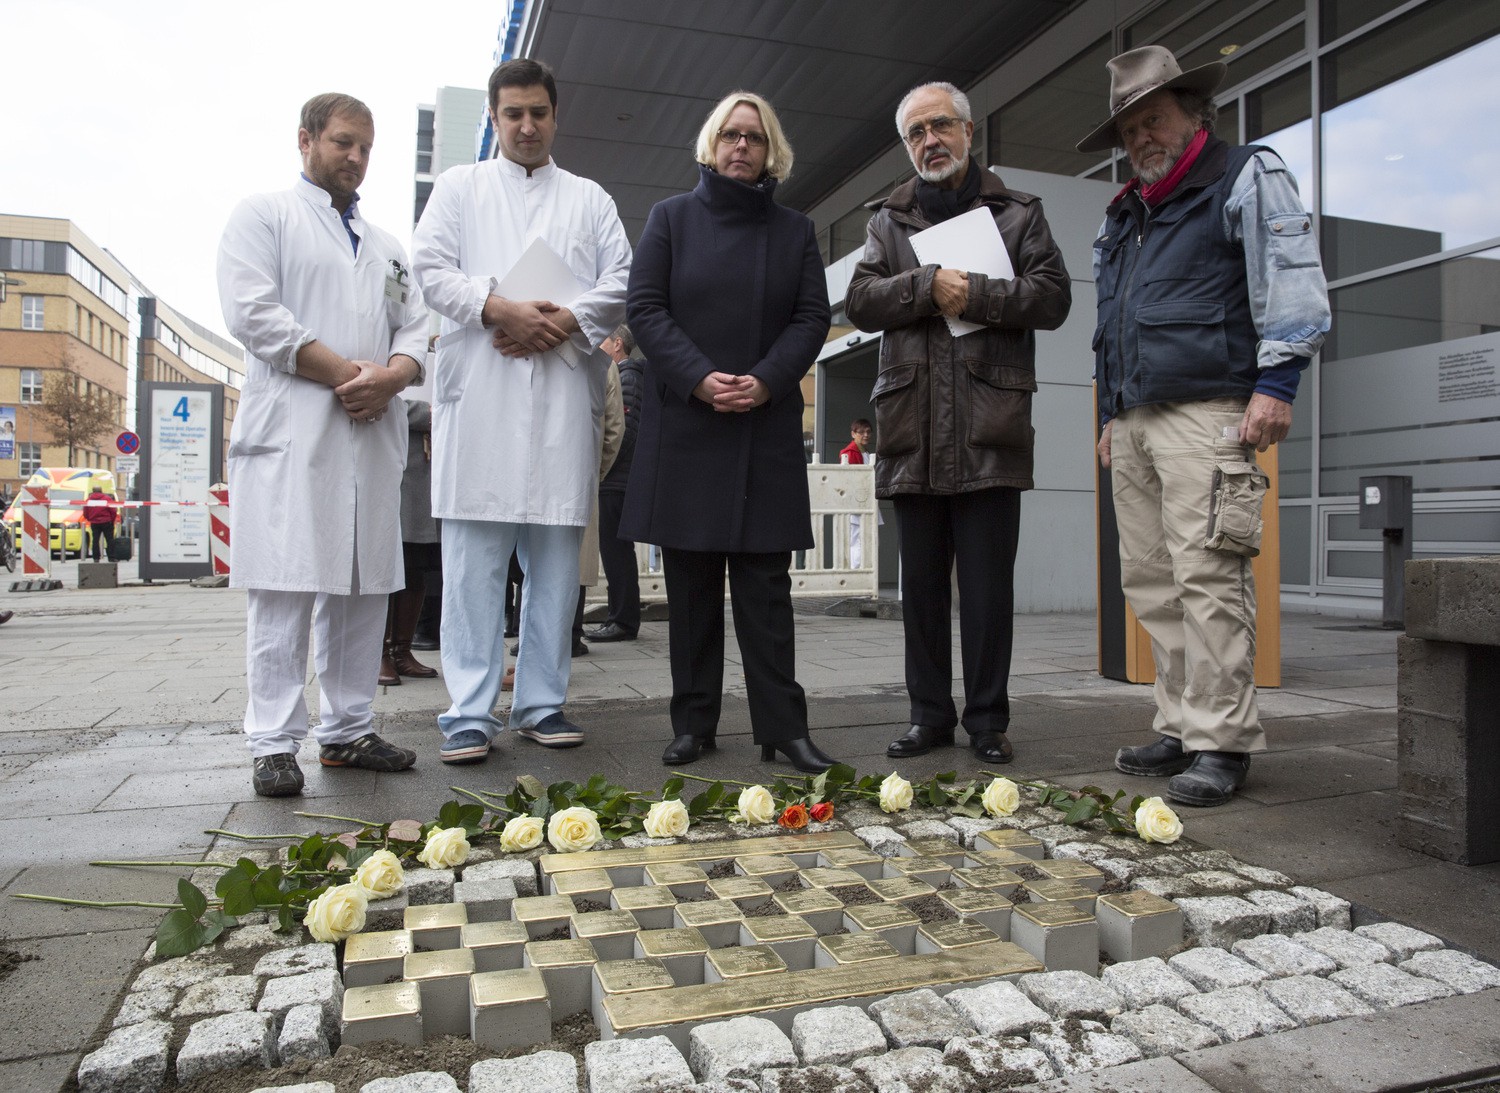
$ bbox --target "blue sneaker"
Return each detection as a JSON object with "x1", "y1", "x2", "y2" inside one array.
[
  {"x1": 515, "y1": 712, "x2": 585, "y2": 749},
  {"x1": 439, "y1": 729, "x2": 491, "y2": 765}
]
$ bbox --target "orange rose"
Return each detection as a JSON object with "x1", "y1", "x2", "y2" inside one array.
[
  {"x1": 810, "y1": 802, "x2": 834, "y2": 823},
  {"x1": 778, "y1": 804, "x2": 809, "y2": 830}
]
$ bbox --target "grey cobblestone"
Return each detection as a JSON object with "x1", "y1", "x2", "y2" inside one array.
[
  {"x1": 1287, "y1": 886, "x2": 1351, "y2": 929},
  {"x1": 470, "y1": 1052, "x2": 578, "y2": 1093},
  {"x1": 1259, "y1": 975, "x2": 1375, "y2": 1026},
  {"x1": 1244, "y1": 889, "x2": 1318, "y2": 934},
  {"x1": 1355, "y1": 922, "x2": 1445, "y2": 962},
  {"x1": 1101, "y1": 958, "x2": 1200, "y2": 1010},
  {"x1": 1293, "y1": 927, "x2": 1393, "y2": 968},
  {"x1": 1030, "y1": 1019, "x2": 1143, "y2": 1076},
  {"x1": 761, "y1": 1065, "x2": 869, "y2": 1093},
  {"x1": 854, "y1": 1046, "x2": 968, "y2": 1093},
  {"x1": 253, "y1": 942, "x2": 336, "y2": 978},
  {"x1": 1132, "y1": 876, "x2": 1189, "y2": 900},
  {"x1": 943, "y1": 1037, "x2": 1055, "y2": 1086},
  {"x1": 945, "y1": 980, "x2": 1050, "y2": 1037},
  {"x1": 1095, "y1": 858, "x2": 1140, "y2": 885},
  {"x1": 1233, "y1": 864, "x2": 1292, "y2": 886},
  {"x1": 361, "y1": 1073, "x2": 462, "y2": 1093},
  {"x1": 112, "y1": 987, "x2": 176, "y2": 1028},
  {"x1": 221, "y1": 923, "x2": 305, "y2": 952},
  {"x1": 1049, "y1": 841, "x2": 1111, "y2": 863},
  {"x1": 365, "y1": 890, "x2": 410, "y2": 932},
  {"x1": 1231, "y1": 934, "x2": 1338, "y2": 978},
  {"x1": 1028, "y1": 825, "x2": 1084, "y2": 852},
  {"x1": 791, "y1": 1006, "x2": 887, "y2": 1066},
  {"x1": 943, "y1": 816, "x2": 1006, "y2": 848},
  {"x1": 278, "y1": 1002, "x2": 331, "y2": 1063},
  {"x1": 1183, "y1": 870, "x2": 1252, "y2": 894},
  {"x1": 465, "y1": 858, "x2": 541, "y2": 897},
  {"x1": 620, "y1": 834, "x2": 679, "y2": 848},
  {"x1": 1174, "y1": 896, "x2": 1270, "y2": 948},
  {"x1": 1185, "y1": 850, "x2": 1240, "y2": 871},
  {"x1": 689, "y1": 1016, "x2": 796, "y2": 1080},
  {"x1": 1168, "y1": 947, "x2": 1271, "y2": 990},
  {"x1": 1134, "y1": 854, "x2": 1194, "y2": 877},
  {"x1": 584, "y1": 1035, "x2": 693, "y2": 1092},
  {"x1": 1018, "y1": 970, "x2": 1126, "y2": 1021},
  {"x1": 174, "y1": 974, "x2": 259, "y2": 1018},
  {"x1": 690, "y1": 1080, "x2": 757, "y2": 1092},
  {"x1": 1331, "y1": 963, "x2": 1457, "y2": 1008},
  {"x1": 1177, "y1": 986, "x2": 1297, "y2": 1042},
  {"x1": 869, "y1": 988, "x2": 973, "y2": 1049},
  {"x1": 248, "y1": 1083, "x2": 335, "y2": 1093},
  {"x1": 402, "y1": 867, "x2": 457, "y2": 905},
  {"x1": 894, "y1": 818, "x2": 960, "y2": 841},
  {"x1": 176, "y1": 1011, "x2": 277, "y2": 1083},
  {"x1": 1399, "y1": 950, "x2": 1500, "y2": 993},
  {"x1": 257, "y1": 967, "x2": 342, "y2": 1039},
  {"x1": 853, "y1": 826, "x2": 908, "y2": 858},
  {"x1": 76, "y1": 1020, "x2": 171, "y2": 1093},
  {"x1": 453, "y1": 877, "x2": 518, "y2": 922},
  {"x1": 131, "y1": 956, "x2": 230, "y2": 993},
  {"x1": 1111, "y1": 1005, "x2": 1223, "y2": 1058}
]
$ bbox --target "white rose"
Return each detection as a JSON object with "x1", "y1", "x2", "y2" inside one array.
[
  {"x1": 547, "y1": 806, "x2": 603, "y2": 853},
  {"x1": 981, "y1": 777, "x2": 1021, "y2": 818},
  {"x1": 416, "y1": 825, "x2": 471, "y2": 868},
  {"x1": 734, "y1": 785, "x2": 776, "y2": 825},
  {"x1": 878, "y1": 772, "x2": 914, "y2": 813},
  {"x1": 1134, "y1": 797, "x2": 1183, "y2": 844},
  {"x1": 643, "y1": 799, "x2": 690, "y2": 839},
  {"x1": 500, "y1": 815, "x2": 545, "y2": 853},
  {"x1": 352, "y1": 850, "x2": 404, "y2": 898},
  {"x1": 302, "y1": 883, "x2": 368, "y2": 943}
]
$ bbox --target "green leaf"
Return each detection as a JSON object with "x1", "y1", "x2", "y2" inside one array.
[
  {"x1": 156, "y1": 909, "x2": 208, "y2": 958},
  {"x1": 1063, "y1": 796, "x2": 1101, "y2": 825},
  {"x1": 277, "y1": 902, "x2": 296, "y2": 933},
  {"x1": 516, "y1": 774, "x2": 546, "y2": 799},
  {"x1": 1129, "y1": 795, "x2": 1146, "y2": 815},
  {"x1": 687, "y1": 794, "x2": 712, "y2": 818},
  {"x1": 387, "y1": 819, "x2": 424, "y2": 843},
  {"x1": 661, "y1": 775, "x2": 685, "y2": 800},
  {"x1": 954, "y1": 800, "x2": 985, "y2": 818},
  {"x1": 177, "y1": 877, "x2": 208, "y2": 919},
  {"x1": 701, "y1": 782, "x2": 724, "y2": 808},
  {"x1": 345, "y1": 847, "x2": 373, "y2": 871},
  {"x1": 935, "y1": 771, "x2": 958, "y2": 784},
  {"x1": 824, "y1": 763, "x2": 857, "y2": 787},
  {"x1": 253, "y1": 866, "x2": 286, "y2": 906},
  {"x1": 549, "y1": 787, "x2": 573, "y2": 813},
  {"x1": 438, "y1": 801, "x2": 463, "y2": 829},
  {"x1": 200, "y1": 909, "x2": 234, "y2": 945},
  {"x1": 217, "y1": 865, "x2": 258, "y2": 917}
]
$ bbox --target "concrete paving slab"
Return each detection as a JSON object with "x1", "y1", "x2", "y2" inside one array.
[
  {"x1": 0, "y1": 803, "x2": 226, "y2": 871},
  {"x1": 0, "y1": 1053, "x2": 76, "y2": 1093},
  {"x1": 1229, "y1": 746, "x2": 1397, "y2": 807},
  {"x1": 1323, "y1": 864, "x2": 1500, "y2": 960},
  {"x1": 981, "y1": 1054, "x2": 1220, "y2": 1091},
  {"x1": 0, "y1": 928, "x2": 152, "y2": 1062}
]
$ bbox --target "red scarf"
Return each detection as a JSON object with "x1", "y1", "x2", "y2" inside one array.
[{"x1": 1139, "y1": 128, "x2": 1208, "y2": 207}]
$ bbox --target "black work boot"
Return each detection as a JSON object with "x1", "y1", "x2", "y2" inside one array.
[
  {"x1": 1115, "y1": 734, "x2": 1190, "y2": 777},
  {"x1": 1167, "y1": 752, "x2": 1251, "y2": 807}
]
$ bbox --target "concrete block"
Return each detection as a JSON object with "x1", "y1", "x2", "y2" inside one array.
[
  {"x1": 942, "y1": 1036, "x2": 1056, "y2": 1086},
  {"x1": 1010, "y1": 904, "x2": 1098, "y2": 973},
  {"x1": 688, "y1": 1016, "x2": 797, "y2": 1080},
  {"x1": 277, "y1": 1002, "x2": 331, "y2": 1062},
  {"x1": 253, "y1": 942, "x2": 335, "y2": 978},
  {"x1": 405, "y1": 949, "x2": 475, "y2": 1039},
  {"x1": 1018, "y1": 970, "x2": 1125, "y2": 1021},
  {"x1": 1286, "y1": 887, "x2": 1351, "y2": 930},
  {"x1": 1096, "y1": 891, "x2": 1183, "y2": 962},
  {"x1": 869, "y1": 988, "x2": 974, "y2": 1049},
  {"x1": 174, "y1": 974, "x2": 259, "y2": 1018},
  {"x1": 1399, "y1": 949, "x2": 1500, "y2": 993},
  {"x1": 344, "y1": 929, "x2": 417, "y2": 987},
  {"x1": 405, "y1": 902, "x2": 468, "y2": 949},
  {"x1": 257, "y1": 967, "x2": 342, "y2": 1040},
  {"x1": 1102, "y1": 957, "x2": 1200, "y2": 1010},
  {"x1": 1403, "y1": 556, "x2": 1500, "y2": 647},
  {"x1": 341, "y1": 982, "x2": 423, "y2": 1048},
  {"x1": 1260, "y1": 975, "x2": 1375, "y2": 1026},
  {"x1": 584, "y1": 1035, "x2": 694, "y2": 1092},
  {"x1": 1110, "y1": 1004, "x2": 1223, "y2": 1058},
  {"x1": 1292, "y1": 927, "x2": 1393, "y2": 968},
  {"x1": 1029, "y1": 1019, "x2": 1144, "y2": 1076},
  {"x1": 130, "y1": 956, "x2": 230, "y2": 992},
  {"x1": 1174, "y1": 896, "x2": 1270, "y2": 948},
  {"x1": 1330, "y1": 963, "x2": 1457, "y2": 1008},
  {"x1": 1177, "y1": 986, "x2": 1297, "y2": 1042},
  {"x1": 1355, "y1": 922, "x2": 1445, "y2": 962},
  {"x1": 175, "y1": 1011, "x2": 276, "y2": 1083},
  {"x1": 945, "y1": 980, "x2": 1051, "y2": 1037},
  {"x1": 361, "y1": 1073, "x2": 462, "y2": 1093},
  {"x1": 1231, "y1": 934, "x2": 1338, "y2": 978},
  {"x1": 1168, "y1": 947, "x2": 1271, "y2": 991},
  {"x1": 76, "y1": 1020, "x2": 171, "y2": 1093},
  {"x1": 78, "y1": 561, "x2": 118, "y2": 588},
  {"x1": 1243, "y1": 889, "x2": 1318, "y2": 934},
  {"x1": 791, "y1": 1005, "x2": 887, "y2": 1066},
  {"x1": 112, "y1": 988, "x2": 176, "y2": 1028},
  {"x1": 761, "y1": 1065, "x2": 869, "y2": 1093},
  {"x1": 473, "y1": 968, "x2": 551, "y2": 1052},
  {"x1": 454, "y1": 876, "x2": 518, "y2": 922},
  {"x1": 470, "y1": 1051, "x2": 578, "y2": 1093},
  {"x1": 854, "y1": 1046, "x2": 969, "y2": 1092},
  {"x1": 403, "y1": 867, "x2": 457, "y2": 905},
  {"x1": 466, "y1": 858, "x2": 541, "y2": 897},
  {"x1": 853, "y1": 826, "x2": 908, "y2": 858}
]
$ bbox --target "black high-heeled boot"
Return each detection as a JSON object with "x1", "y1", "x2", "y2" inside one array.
[
  {"x1": 760, "y1": 736, "x2": 836, "y2": 774},
  {"x1": 662, "y1": 735, "x2": 716, "y2": 766}
]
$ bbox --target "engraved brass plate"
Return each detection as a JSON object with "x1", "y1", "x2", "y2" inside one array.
[
  {"x1": 403, "y1": 903, "x2": 468, "y2": 930},
  {"x1": 674, "y1": 899, "x2": 745, "y2": 928},
  {"x1": 539, "y1": 831, "x2": 863, "y2": 876},
  {"x1": 593, "y1": 958, "x2": 675, "y2": 994},
  {"x1": 635, "y1": 927, "x2": 709, "y2": 959},
  {"x1": 867, "y1": 877, "x2": 936, "y2": 903},
  {"x1": 1098, "y1": 890, "x2": 1179, "y2": 918},
  {"x1": 552, "y1": 868, "x2": 615, "y2": 897},
  {"x1": 951, "y1": 866, "x2": 1024, "y2": 890},
  {"x1": 965, "y1": 848, "x2": 1036, "y2": 869},
  {"x1": 734, "y1": 854, "x2": 799, "y2": 877},
  {"x1": 512, "y1": 894, "x2": 577, "y2": 924},
  {"x1": 706, "y1": 944, "x2": 787, "y2": 979},
  {"x1": 918, "y1": 920, "x2": 999, "y2": 950},
  {"x1": 939, "y1": 889, "x2": 1013, "y2": 915},
  {"x1": 1023, "y1": 879, "x2": 1096, "y2": 911},
  {"x1": 345, "y1": 929, "x2": 414, "y2": 964},
  {"x1": 1036, "y1": 859, "x2": 1105, "y2": 888},
  {"x1": 343, "y1": 981, "x2": 421, "y2": 1020},
  {"x1": 741, "y1": 914, "x2": 817, "y2": 944},
  {"x1": 707, "y1": 875, "x2": 774, "y2": 905},
  {"x1": 524, "y1": 938, "x2": 598, "y2": 968},
  {"x1": 404, "y1": 947, "x2": 476, "y2": 980},
  {"x1": 470, "y1": 967, "x2": 548, "y2": 1007},
  {"x1": 774, "y1": 889, "x2": 843, "y2": 916},
  {"x1": 799, "y1": 866, "x2": 865, "y2": 889},
  {"x1": 903, "y1": 836, "x2": 965, "y2": 860},
  {"x1": 1013, "y1": 902, "x2": 1094, "y2": 928},
  {"x1": 977, "y1": 830, "x2": 1044, "y2": 855},
  {"x1": 571, "y1": 910, "x2": 639, "y2": 940},
  {"x1": 818, "y1": 932, "x2": 900, "y2": 965},
  {"x1": 461, "y1": 921, "x2": 528, "y2": 948},
  {"x1": 846, "y1": 903, "x2": 920, "y2": 932}
]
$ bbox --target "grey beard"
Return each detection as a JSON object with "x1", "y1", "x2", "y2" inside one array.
[
  {"x1": 1139, "y1": 160, "x2": 1173, "y2": 185},
  {"x1": 917, "y1": 152, "x2": 967, "y2": 184}
]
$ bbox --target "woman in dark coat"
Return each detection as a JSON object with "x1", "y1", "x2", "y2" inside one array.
[{"x1": 621, "y1": 90, "x2": 836, "y2": 773}]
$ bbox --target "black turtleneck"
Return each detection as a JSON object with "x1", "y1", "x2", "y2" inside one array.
[{"x1": 915, "y1": 156, "x2": 983, "y2": 224}]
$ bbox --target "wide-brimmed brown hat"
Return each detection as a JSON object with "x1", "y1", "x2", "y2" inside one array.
[{"x1": 1076, "y1": 45, "x2": 1227, "y2": 153}]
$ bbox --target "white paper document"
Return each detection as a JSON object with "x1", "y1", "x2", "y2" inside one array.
[
  {"x1": 492, "y1": 236, "x2": 589, "y2": 367},
  {"x1": 909, "y1": 206, "x2": 1015, "y2": 338}
]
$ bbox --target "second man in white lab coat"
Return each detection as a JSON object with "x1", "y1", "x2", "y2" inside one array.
[{"x1": 412, "y1": 59, "x2": 630, "y2": 763}]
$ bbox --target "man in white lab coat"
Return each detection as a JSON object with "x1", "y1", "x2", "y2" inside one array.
[
  {"x1": 413, "y1": 59, "x2": 630, "y2": 764},
  {"x1": 218, "y1": 93, "x2": 428, "y2": 797}
]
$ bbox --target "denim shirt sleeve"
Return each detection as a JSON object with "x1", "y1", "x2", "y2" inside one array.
[{"x1": 1223, "y1": 152, "x2": 1331, "y2": 370}]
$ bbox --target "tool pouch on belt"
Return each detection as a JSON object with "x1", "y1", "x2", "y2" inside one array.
[{"x1": 1204, "y1": 460, "x2": 1270, "y2": 556}]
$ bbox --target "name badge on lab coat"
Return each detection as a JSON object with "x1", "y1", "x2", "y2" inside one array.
[{"x1": 384, "y1": 276, "x2": 408, "y2": 305}]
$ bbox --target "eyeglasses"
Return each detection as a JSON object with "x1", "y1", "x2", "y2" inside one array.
[
  {"x1": 717, "y1": 128, "x2": 768, "y2": 148},
  {"x1": 904, "y1": 115, "x2": 963, "y2": 147}
]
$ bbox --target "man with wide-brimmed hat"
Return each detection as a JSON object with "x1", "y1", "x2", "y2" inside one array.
[{"x1": 1082, "y1": 46, "x2": 1330, "y2": 806}]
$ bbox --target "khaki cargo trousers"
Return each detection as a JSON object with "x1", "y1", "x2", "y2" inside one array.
[{"x1": 1110, "y1": 397, "x2": 1269, "y2": 755}]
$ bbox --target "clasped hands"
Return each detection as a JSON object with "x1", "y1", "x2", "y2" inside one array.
[
  {"x1": 694, "y1": 372, "x2": 769, "y2": 413},
  {"x1": 335, "y1": 360, "x2": 402, "y2": 424},
  {"x1": 484, "y1": 295, "x2": 579, "y2": 357}
]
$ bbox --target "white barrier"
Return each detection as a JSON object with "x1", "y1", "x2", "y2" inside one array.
[
  {"x1": 20, "y1": 484, "x2": 50, "y2": 576},
  {"x1": 209, "y1": 483, "x2": 230, "y2": 576}
]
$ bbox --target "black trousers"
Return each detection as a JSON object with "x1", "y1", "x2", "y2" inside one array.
[
  {"x1": 89, "y1": 523, "x2": 114, "y2": 562},
  {"x1": 596, "y1": 490, "x2": 640, "y2": 633},
  {"x1": 662, "y1": 547, "x2": 807, "y2": 745},
  {"x1": 894, "y1": 487, "x2": 1021, "y2": 736}
]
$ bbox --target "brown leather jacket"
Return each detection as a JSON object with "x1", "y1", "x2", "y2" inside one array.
[{"x1": 845, "y1": 163, "x2": 1070, "y2": 497}]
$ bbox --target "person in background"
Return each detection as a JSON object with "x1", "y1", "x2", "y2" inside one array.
[
  {"x1": 840, "y1": 418, "x2": 873, "y2": 567},
  {"x1": 83, "y1": 484, "x2": 118, "y2": 562},
  {"x1": 380, "y1": 373, "x2": 441, "y2": 686},
  {"x1": 586, "y1": 324, "x2": 644, "y2": 643}
]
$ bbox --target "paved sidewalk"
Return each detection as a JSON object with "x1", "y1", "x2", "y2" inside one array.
[{"x1": 1, "y1": 557, "x2": 1497, "y2": 1091}]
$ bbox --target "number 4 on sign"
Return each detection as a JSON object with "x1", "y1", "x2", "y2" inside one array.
[{"x1": 173, "y1": 397, "x2": 190, "y2": 422}]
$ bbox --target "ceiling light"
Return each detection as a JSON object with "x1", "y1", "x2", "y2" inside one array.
[{"x1": 1219, "y1": 44, "x2": 1239, "y2": 56}]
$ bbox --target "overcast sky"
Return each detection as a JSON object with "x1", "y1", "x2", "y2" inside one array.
[{"x1": 4, "y1": 0, "x2": 502, "y2": 342}]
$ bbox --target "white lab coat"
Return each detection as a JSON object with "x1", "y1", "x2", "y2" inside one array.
[
  {"x1": 412, "y1": 157, "x2": 630, "y2": 526},
  {"x1": 217, "y1": 178, "x2": 428, "y2": 594}
]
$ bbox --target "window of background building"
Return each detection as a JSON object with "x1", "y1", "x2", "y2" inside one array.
[
  {"x1": 1128, "y1": 0, "x2": 1304, "y2": 97},
  {"x1": 1320, "y1": 0, "x2": 1409, "y2": 44},
  {"x1": 20, "y1": 369, "x2": 43, "y2": 404},
  {"x1": 416, "y1": 109, "x2": 435, "y2": 174},
  {"x1": 1245, "y1": 66, "x2": 1311, "y2": 205},
  {"x1": 19, "y1": 442, "x2": 40, "y2": 477},
  {"x1": 987, "y1": 36, "x2": 1113, "y2": 177},
  {"x1": 1320, "y1": 9, "x2": 1500, "y2": 281},
  {"x1": 21, "y1": 295, "x2": 43, "y2": 331}
]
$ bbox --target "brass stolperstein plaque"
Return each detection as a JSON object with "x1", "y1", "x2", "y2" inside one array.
[
  {"x1": 1099, "y1": 890, "x2": 1179, "y2": 918},
  {"x1": 540, "y1": 831, "x2": 864, "y2": 876}
]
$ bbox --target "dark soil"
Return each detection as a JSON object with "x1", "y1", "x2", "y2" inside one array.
[
  {"x1": 902, "y1": 893, "x2": 959, "y2": 926},
  {"x1": 706, "y1": 861, "x2": 737, "y2": 879},
  {"x1": 828, "y1": 884, "x2": 880, "y2": 907},
  {"x1": 0, "y1": 945, "x2": 38, "y2": 982},
  {"x1": 571, "y1": 898, "x2": 609, "y2": 914}
]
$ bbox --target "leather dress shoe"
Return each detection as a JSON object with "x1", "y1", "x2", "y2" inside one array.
[
  {"x1": 662, "y1": 734, "x2": 716, "y2": 766},
  {"x1": 1167, "y1": 751, "x2": 1251, "y2": 807},
  {"x1": 586, "y1": 622, "x2": 637, "y2": 642},
  {"x1": 886, "y1": 724, "x2": 955, "y2": 758},
  {"x1": 970, "y1": 731, "x2": 1013, "y2": 764},
  {"x1": 1115, "y1": 734, "x2": 1191, "y2": 777},
  {"x1": 409, "y1": 633, "x2": 440, "y2": 650},
  {"x1": 572, "y1": 639, "x2": 589, "y2": 657},
  {"x1": 761, "y1": 736, "x2": 836, "y2": 774}
]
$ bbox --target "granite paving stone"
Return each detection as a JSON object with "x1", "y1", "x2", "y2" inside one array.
[
  {"x1": 277, "y1": 1002, "x2": 331, "y2": 1063},
  {"x1": 689, "y1": 1016, "x2": 797, "y2": 1081},
  {"x1": 1231, "y1": 934, "x2": 1339, "y2": 978},
  {"x1": 1029, "y1": 825, "x2": 1084, "y2": 852},
  {"x1": 1095, "y1": 858, "x2": 1140, "y2": 884},
  {"x1": 1173, "y1": 896, "x2": 1271, "y2": 948},
  {"x1": 791, "y1": 1006, "x2": 887, "y2": 1066},
  {"x1": 365, "y1": 891, "x2": 410, "y2": 931},
  {"x1": 1185, "y1": 851, "x2": 1240, "y2": 871},
  {"x1": 1049, "y1": 841, "x2": 1111, "y2": 863},
  {"x1": 853, "y1": 1046, "x2": 968, "y2": 1093},
  {"x1": 402, "y1": 867, "x2": 456, "y2": 905},
  {"x1": 253, "y1": 942, "x2": 336, "y2": 978},
  {"x1": 689, "y1": 1081, "x2": 757, "y2": 1092},
  {"x1": 248, "y1": 1084, "x2": 335, "y2": 1093},
  {"x1": 853, "y1": 826, "x2": 908, "y2": 858},
  {"x1": 1019, "y1": 970, "x2": 1126, "y2": 1021},
  {"x1": 1169, "y1": 947, "x2": 1271, "y2": 990},
  {"x1": 1183, "y1": 870, "x2": 1252, "y2": 894},
  {"x1": 1133, "y1": 876, "x2": 1190, "y2": 900},
  {"x1": 464, "y1": 859, "x2": 540, "y2": 897},
  {"x1": 1110, "y1": 1004, "x2": 1223, "y2": 1058},
  {"x1": 1029, "y1": 1019, "x2": 1144, "y2": 1075},
  {"x1": 112, "y1": 988, "x2": 176, "y2": 1028},
  {"x1": 1101, "y1": 958, "x2": 1201, "y2": 1010},
  {"x1": 130, "y1": 956, "x2": 231, "y2": 992},
  {"x1": 174, "y1": 974, "x2": 260, "y2": 1018},
  {"x1": 221, "y1": 924, "x2": 306, "y2": 952},
  {"x1": 760, "y1": 1065, "x2": 870, "y2": 1093},
  {"x1": 868, "y1": 988, "x2": 974, "y2": 1048},
  {"x1": 1330, "y1": 962, "x2": 1458, "y2": 1008},
  {"x1": 1293, "y1": 926, "x2": 1394, "y2": 968},
  {"x1": 361, "y1": 1073, "x2": 462, "y2": 1093},
  {"x1": 1355, "y1": 922, "x2": 1445, "y2": 962},
  {"x1": 1177, "y1": 986, "x2": 1298, "y2": 1042},
  {"x1": 257, "y1": 967, "x2": 343, "y2": 1039},
  {"x1": 945, "y1": 980, "x2": 1051, "y2": 1037},
  {"x1": 1399, "y1": 950, "x2": 1500, "y2": 993},
  {"x1": 453, "y1": 877, "x2": 518, "y2": 922},
  {"x1": 894, "y1": 818, "x2": 960, "y2": 840},
  {"x1": 1233, "y1": 864, "x2": 1293, "y2": 886},
  {"x1": 469, "y1": 1052, "x2": 578, "y2": 1093},
  {"x1": 1259, "y1": 974, "x2": 1375, "y2": 1026},
  {"x1": 1286, "y1": 886, "x2": 1352, "y2": 929},
  {"x1": 76, "y1": 1020, "x2": 171, "y2": 1093},
  {"x1": 943, "y1": 1037, "x2": 1056, "y2": 1086},
  {"x1": 175, "y1": 1011, "x2": 277, "y2": 1083},
  {"x1": 584, "y1": 1036, "x2": 694, "y2": 1092},
  {"x1": 1243, "y1": 889, "x2": 1318, "y2": 934},
  {"x1": 943, "y1": 816, "x2": 1005, "y2": 848}
]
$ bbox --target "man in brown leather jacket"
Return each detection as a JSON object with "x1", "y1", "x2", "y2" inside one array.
[{"x1": 846, "y1": 81, "x2": 1070, "y2": 765}]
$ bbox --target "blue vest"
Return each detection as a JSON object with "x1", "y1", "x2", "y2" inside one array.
[{"x1": 1093, "y1": 140, "x2": 1264, "y2": 422}]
